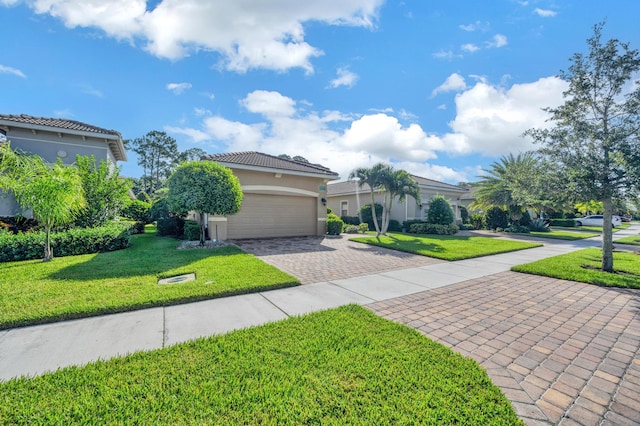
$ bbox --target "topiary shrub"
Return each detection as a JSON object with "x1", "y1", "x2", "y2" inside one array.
[
  {"x1": 326, "y1": 213, "x2": 344, "y2": 235},
  {"x1": 357, "y1": 223, "x2": 369, "y2": 233},
  {"x1": 470, "y1": 214, "x2": 485, "y2": 230},
  {"x1": 409, "y1": 223, "x2": 459, "y2": 235},
  {"x1": 183, "y1": 220, "x2": 202, "y2": 241},
  {"x1": 427, "y1": 195, "x2": 455, "y2": 225},
  {"x1": 484, "y1": 207, "x2": 508, "y2": 230}
]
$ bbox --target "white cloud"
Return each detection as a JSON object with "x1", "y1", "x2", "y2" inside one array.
[
  {"x1": 446, "y1": 76, "x2": 568, "y2": 155},
  {"x1": 432, "y1": 50, "x2": 461, "y2": 60},
  {"x1": 329, "y1": 67, "x2": 359, "y2": 88},
  {"x1": 534, "y1": 8, "x2": 557, "y2": 17},
  {"x1": 437, "y1": 104, "x2": 447, "y2": 110},
  {"x1": 459, "y1": 21, "x2": 489, "y2": 32},
  {"x1": 461, "y1": 43, "x2": 480, "y2": 53},
  {"x1": 194, "y1": 108, "x2": 211, "y2": 117},
  {"x1": 166, "y1": 82, "x2": 192, "y2": 95},
  {"x1": 485, "y1": 34, "x2": 508, "y2": 48},
  {"x1": 166, "y1": 79, "x2": 568, "y2": 182},
  {"x1": 23, "y1": 0, "x2": 383, "y2": 73},
  {"x1": 53, "y1": 109, "x2": 74, "y2": 118},
  {"x1": 431, "y1": 73, "x2": 467, "y2": 97},
  {"x1": 0, "y1": 64, "x2": 26, "y2": 78}
]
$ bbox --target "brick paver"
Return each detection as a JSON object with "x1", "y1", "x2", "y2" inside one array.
[
  {"x1": 231, "y1": 235, "x2": 443, "y2": 284},
  {"x1": 367, "y1": 272, "x2": 640, "y2": 425}
]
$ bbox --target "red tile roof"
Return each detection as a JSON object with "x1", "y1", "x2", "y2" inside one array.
[{"x1": 204, "y1": 151, "x2": 339, "y2": 177}]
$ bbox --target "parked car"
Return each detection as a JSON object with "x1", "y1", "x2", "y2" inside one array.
[
  {"x1": 575, "y1": 215, "x2": 622, "y2": 227},
  {"x1": 620, "y1": 216, "x2": 631, "y2": 222}
]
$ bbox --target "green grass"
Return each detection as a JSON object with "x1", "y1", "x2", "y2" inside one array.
[
  {"x1": 0, "y1": 227, "x2": 298, "y2": 329},
  {"x1": 512, "y1": 248, "x2": 640, "y2": 289},
  {"x1": 553, "y1": 222, "x2": 630, "y2": 233},
  {"x1": 350, "y1": 233, "x2": 541, "y2": 260},
  {"x1": 0, "y1": 305, "x2": 522, "y2": 425},
  {"x1": 613, "y1": 234, "x2": 640, "y2": 246},
  {"x1": 526, "y1": 230, "x2": 600, "y2": 240}
]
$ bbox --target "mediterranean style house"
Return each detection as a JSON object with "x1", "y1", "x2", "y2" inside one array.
[
  {"x1": 201, "y1": 152, "x2": 339, "y2": 240},
  {"x1": 326, "y1": 174, "x2": 470, "y2": 224},
  {"x1": 0, "y1": 114, "x2": 127, "y2": 217}
]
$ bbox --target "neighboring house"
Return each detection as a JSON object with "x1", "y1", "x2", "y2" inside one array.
[
  {"x1": 201, "y1": 152, "x2": 339, "y2": 240},
  {"x1": 0, "y1": 114, "x2": 127, "y2": 217},
  {"x1": 327, "y1": 175, "x2": 469, "y2": 224}
]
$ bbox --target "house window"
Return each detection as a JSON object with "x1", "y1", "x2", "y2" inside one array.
[{"x1": 340, "y1": 200, "x2": 348, "y2": 217}]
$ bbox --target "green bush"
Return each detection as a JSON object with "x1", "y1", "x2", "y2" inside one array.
[
  {"x1": 357, "y1": 223, "x2": 369, "y2": 233},
  {"x1": 326, "y1": 213, "x2": 344, "y2": 235},
  {"x1": 460, "y1": 206, "x2": 469, "y2": 224},
  {"x1": 403, "y1": 219, "x2": 427, "y2": 229},
  {"x1": 183, "y1": 220, "x2": 201, "y2": 241},
  {"x1": 121, "y1": 199, "x2": 151, "y2": 223},
  {"x1": 408, "y1": 223, "x2": 459, "y2": 235},
  {"x1": 149, "y1": 198, "x2": 170, "y2": 222},
  {"x1": 343, "y1": 225, "x2": 359, "y2": 234},
  {"x1": 427, "y1": 195, "x2": 455, "y2": 225},
  {"x1": 550, "y1": 218, "x2": 576, "y2": 227},
  {"x1": 458, "y1": 223, "x2": 475, "y2": 230},
  {"x1": 360, "y1": 203, "x2": 383, "y2": 230},
  {"x1": 388, "y1": 219, "x2": 402, "y2": 232},
  {"x1": 156, "y1": 216, "x2": 185, "y2": 237},
  {"x1": 484, "y1": 207, "x2": 508, "y2": 230},
  {"x1": 529, "y1": 218, "x2": 551, "y2": 232},
  {"x1": 470, "y1": 214, "x2": 485, "y2": 230},
  {"x1": 0, "y1": 216, "x2": 39, "y2": 234},
  {"x1": 340, "y1": 215, "x2": 360, "y2": 225},
  {"x1": 0, "y1": 222, "x2": 131, "y2": 262},
  {"x1": 519, "y1": 210, "x2": 532, "y2": 227},
  {"x1": 504, "y1": 224, "x2": 530, "y2": 233}
]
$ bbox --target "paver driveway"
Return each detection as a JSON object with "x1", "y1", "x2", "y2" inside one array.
[
  {"x1": 368, "y1": 271, "x2": 640, "y2": 426},
  {"x1": 230, "y1": 235, "x2": 443, "y2": 284}
]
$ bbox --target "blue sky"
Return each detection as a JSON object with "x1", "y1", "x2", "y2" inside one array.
[{"x1": 1, "y1": 0, "x2": 638, "y2": 183}]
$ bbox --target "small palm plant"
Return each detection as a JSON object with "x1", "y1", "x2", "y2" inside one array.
[{"x1": 529, "y1": 218, "x2": 551, "y2": 232}]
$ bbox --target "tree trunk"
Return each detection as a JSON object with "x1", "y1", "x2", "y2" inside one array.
[
  {"x1": 369, "y1": 192, "x2": 380, "y2": 235},
  {"x1": 43, "y1": 224, "x2": 53, "y2": 262},
  {"x1": 601, "y1": 197, "x2": 614, "y2": 272},
  {"x1": 199, "y1": 212, "x2": 206, "y2": 246}
]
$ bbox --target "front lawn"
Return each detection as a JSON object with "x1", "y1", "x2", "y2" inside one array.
[
  {"x1": 0, "y1": 227, "x2": 298, "y2": 329},
  {"x1": 613, "y1": 234, "x2": 640, "y2": 246},
  {"x1": 553, "y1": 222, "x2": 630, "y2": 233},
  {"x1": 0, "y1": 305, "x2": 522, "y2": 425},
  {"x1": 527, "y1": 230, "x2": 599, "y2": 240},
  {"x1": 350, "y1": 233, "x2": 541, "y2": 261},
  {"x1": 512, "y1": 248, "x2": 640, "y2": 289}
]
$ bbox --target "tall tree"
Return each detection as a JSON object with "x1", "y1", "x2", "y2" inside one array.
[
  {"x1": 526, "y1": 22, "x2": 640, "y2": 272},
  {"x1": 73, "y1": 155, "x2": 132, "y2": 228},
  {"x1": 126, "y1": 131, "x2": 178, "y2": 195},
  {"x1": 349, "y1": 163, "x2": 387, "y2": 235},
  {"x1": 167, "y1": 161, "x2": 243, "y2": 245}
]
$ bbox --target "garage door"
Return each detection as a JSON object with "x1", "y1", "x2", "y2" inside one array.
[{"x1": 227, "y1": 194, "x2": 317, "y2": 239}]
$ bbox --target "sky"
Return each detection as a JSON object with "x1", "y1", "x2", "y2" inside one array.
[{"x1": 1, "y1": 0, "x2": 638, "y2": 183}]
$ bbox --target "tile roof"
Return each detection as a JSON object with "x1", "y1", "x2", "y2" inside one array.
[
  {"x1": 0, "y1": 114, "x2": 121, "y2": 137},
  {"x1": 328, "y1": 175, "x2": 469, "y2": 196},
  {"x1": 204, "y1": 151, "x2": 339, "y2": 177}
]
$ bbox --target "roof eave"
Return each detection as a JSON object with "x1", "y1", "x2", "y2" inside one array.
[{"x1": 214, "y1": 161, "x2": 339, "y2": 180}]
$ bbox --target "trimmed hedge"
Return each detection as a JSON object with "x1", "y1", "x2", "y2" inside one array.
[
  {"x1": 183, "y1": 220, "x2": 201, "y2": 241},
  {"x1": 340, "y1": 215, "x2": 360, "y2": 225},
  {"x1": 550, "y1": 218, "x2": 576, "y2": 227},
  {"x1": 0, "y1": 222, "x2": 131, "y2": 262},
  {"x1": 326, "y1": 214, "x2": 344, "y2": 235},
  {"x1": 408, "y1": 223, "x2": 459, "y2": 235}
]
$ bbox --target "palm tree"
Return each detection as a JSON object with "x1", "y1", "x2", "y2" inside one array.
[
  {"x1": 378, "y1": 168, "x2": 421, "y2": 234},
  {"x1": 349, "y1": 163, "x2": 387, "y2": 234}
]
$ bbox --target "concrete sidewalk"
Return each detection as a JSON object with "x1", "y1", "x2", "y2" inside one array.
[{"x1": 0, "y1": 234, "x2": 604, "y2": 381}]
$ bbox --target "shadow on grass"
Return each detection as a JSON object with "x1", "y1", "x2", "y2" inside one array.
[{"x1": 48, "y1": 232, "x2": 243, "y2": 281}]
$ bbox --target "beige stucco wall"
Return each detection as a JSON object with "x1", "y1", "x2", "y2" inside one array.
[{"x1": 206, "y1": 167, "x2": 332, "y2": 240}]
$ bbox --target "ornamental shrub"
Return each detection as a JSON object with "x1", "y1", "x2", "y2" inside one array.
[
  {"x1": 326, "y1": 213, "x2": 344, "y2": 235},
  {"x1": 357, "y1": 223, "x2": 369, "y2": 233},
  {"x1": 460, "y1": 206, "x2": 469, "y2": 224},
  {"x1": 529, "y1": 218, "x2": 551, "y2": 232},
  {"x1": 408, "y1": 223, "x2": 459, "y2": 235},
  {"x1": 484, "y1": 207, "x2": 508, "y2": 230},
  {"x1": 426, "y1": 195, "x2": 455, "y2": 225},
  {"x1": 156, "y1": 216, "x2": 185, "y2": 237},
  {"x1": 121, "y1": 199, "x2": 151, "y2": 224},
  {"x1": 519, "y1": 210, "x2": 532, "y2": 227},
  {"x1": 340, "y1": 215, "x2": 360, "y2": 225},
  {"x1": 504, "y1": 224, "x2": 530, "y2": 233},
  {"x1": 343, "y1": 225, "x2": 359, "y2": 234},
  {"x1": 388, "y1": 219, "x2": 402, "y2": 232},
  {"x1": 183, "y1": 220, "x2": 202, "y2": 241},
  {"x1": 549, "y1": 218, "x2": 576, "y2": 227},
  {"x1": 0, "y1": 221, "x2": 131, "y2": 262},
  {"x1": 359, "y1": 203, "x2": 383, "y2": 231},
  {"x1": 470, "y1": 214, "x2": 485, "y2": 230}
]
